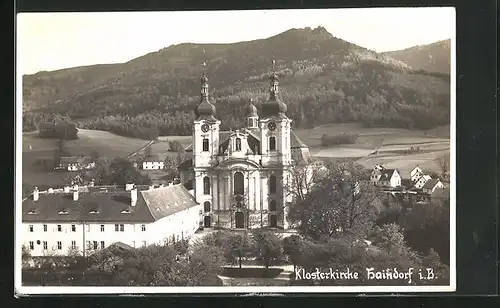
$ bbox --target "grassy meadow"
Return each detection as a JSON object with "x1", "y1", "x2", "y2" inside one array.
[{"x1": 21, "y1": 123, "x2": 450, "y2": 188}]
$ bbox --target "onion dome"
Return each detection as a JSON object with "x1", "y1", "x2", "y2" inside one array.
[
  {"x1": 194, "y1": 73, "x2": 217, "y2": 120},
  {"x1": 246, "y1": 99, "x2": 258, "y2": 117},
  {"x1": 261, "y1": 71, "x2": 287, "y2": 118}
]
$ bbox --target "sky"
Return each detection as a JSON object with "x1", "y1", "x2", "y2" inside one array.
[{"x1": 17, "y1": 8, "x2": 455, "y2": 75}]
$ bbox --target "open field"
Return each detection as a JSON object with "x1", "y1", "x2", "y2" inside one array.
[
  {"x1": 22, "y1": 123, "x2": 450, "y2": 188},
  {"x1": 296, "y1": 123, "x2": 450, "y2": 176}
]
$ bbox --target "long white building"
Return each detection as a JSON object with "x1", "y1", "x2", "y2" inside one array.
[{"x1": 21, "y1": 183, "x2": 201, "y2": 257}]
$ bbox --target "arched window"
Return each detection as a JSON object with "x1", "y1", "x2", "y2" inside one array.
[
  {"x1": 269, "y1": 175, "x2": 277, "y2": 194},
  {"x1": 269, "y1": 200, "x2": 277, "y2": 211},
  {"x1": 203, "y1": 177, "x2": 210, "y2": 195},
  {"x1": 233, "y1": 172, "x2": 244, "y2": 195},
  {"x1": 269, "y1": 136, "x2": 276, "y2": 151},
  {"x1": 235, "y1": 138, "x2": 242, "y2": 151},
  {"x1": 204, "y1": 201, "x2": 211, "y2": 212},
  {"x1": 202, "y1": 139, "x2": 209, "y2": 152}
]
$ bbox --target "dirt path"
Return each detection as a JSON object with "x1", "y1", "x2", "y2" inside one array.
[{"x1": 125, "y1": 139, "x2": 155, "y2": 160}]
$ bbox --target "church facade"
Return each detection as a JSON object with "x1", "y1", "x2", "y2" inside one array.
[{"x1": 179, "y1": 70, "x2": 312, "y2": 230}]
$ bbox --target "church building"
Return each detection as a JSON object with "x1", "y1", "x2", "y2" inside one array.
[{"x1": 179, "y1": 69, "x2": 312, "y2": 230}]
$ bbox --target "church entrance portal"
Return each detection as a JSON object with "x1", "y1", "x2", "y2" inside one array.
[
  {"x1": 270, "y1": 214, "x2": 277, "y2": 228},
  {"x1": 235, "y1": 212, "x2": 244, "y2": 229},
  {"x1": 204, "y1": 216, "x2": 211, "y2": 228}
]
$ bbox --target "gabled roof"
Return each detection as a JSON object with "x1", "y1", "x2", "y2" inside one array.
[
  {"x1": 22, "y1": 184, "x2": 197, "y2": 223},
  {"x1": 290, "y1": 131, "x2": 308, "y2": 148},
  {"x1": 59, "y1": 156, "x2": 93, "y2": 165},
  {"x1": 422, "y1": 178, "x2": 441, "y2": 190},
  {"x1": 379, "y1": 169, "x2": 396, "y2": 180},
  {"x1": 140, "y1": 185, "x2": 198, "y2": 220},
  {"x1": 431, "y1": 187, "x2": 450, "y2": 199}
]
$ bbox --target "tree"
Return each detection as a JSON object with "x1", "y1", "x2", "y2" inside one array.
[
  {"x1": 288, "y1": 161, "x2": 379, "y2": 240},
  {"x1": 251, "y1": 230, "x2": 283, "y2": 269},
  {"x1": 90, "y1": 150, "x2": 100, "y2": 162},
  {"x1": 282, "y1": 234, "x2": 304, "y2": 272},
  {"x1": 22, "y1": 245, "x2": 32, "y2": 268},
  {"x1": 144, "y1": 145, "x2": 153, "y2": 159},
  {"x1": 284, "y1": 158, "x2": 318, "y2": 204},
  {"x1": 224, "y1": 232, "x2": 255, "y2": 268},
  {"x1": 371, "y1": 223, "x2": 406, "y2": 253},
  {"x1": 107, "y1": 158, "x2": 151, "y2": 185},
  {"x1": 169, "y1": 140, "x2": 184, "y2": 152},
  {"x1": 437, "y1": 155, "x2": 450, "y2": 180}
]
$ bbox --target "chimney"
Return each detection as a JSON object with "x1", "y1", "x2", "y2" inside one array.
[
  {"x1": 33, "y1": 187, "x2": 39, "y2": 201},
  {"x1": 89, "y1": 179, "x2": 95, "y2": 187},
  {"x1": 63, "y1": 186, "x2": 70, "y2": 193},
  {"x1": 168, "y1": 182, "x2": 174, "y2": 187},
  {"x1": 131, "y1": 188, "x2": 137, "y2": 206},
  {"x1": 73, "y1": 184, "x2": 78, "y2": 191},
  {"x1": 125, "y1": 183, "x2": 134, "y2": 191},
  {"x1": 73, "y1": 190, "x2": 79, "y2": 201}
]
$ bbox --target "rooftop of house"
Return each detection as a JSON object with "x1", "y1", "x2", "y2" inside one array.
[
  {"x1": 22, "y1": 184, "x2": 198, "y2": 223},
  {"x1": 431, "y1": 187, "x2": 450, "y2": 199},
  {"x1": 422, "y1": 178, "x2": 441, "y2": 190},
  {"x1": 379, "y1": 169, "x2": 397, "y2": 179},
  {"x1": 59, "y1": 156, "x2": 94, "y2": 165}
]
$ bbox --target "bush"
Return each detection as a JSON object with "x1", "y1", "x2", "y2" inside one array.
[
  {"x1": 221, "y1": 267, "x2": 283, "y2": 278},
  {"x1": 321, "y1": 133, "x2": 358, "y2": 146}
]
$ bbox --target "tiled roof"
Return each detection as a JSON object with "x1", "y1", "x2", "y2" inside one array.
[
  {"x1": 59, "y1": 156, "x2": 93, "y2": 165},
  {"x1": 380, "y1": 169, "x2": 396, "y2": 179},
  {"x1": 140, "y1": 184, "x2": 198, "y2": 219},
  {"x1": 422, "y1": 178, "x2": 441, "y2": 190},
  {"x1": 22, "y1": 184, "x2": 197, "y2": 223},
  {"x1": 431, "y1": 187, "x2": 450, "y2": 199}
]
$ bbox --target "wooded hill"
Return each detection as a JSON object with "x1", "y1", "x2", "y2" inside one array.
[{"x1": 22, "y1": 27, "x2": 451, "y2": 139}]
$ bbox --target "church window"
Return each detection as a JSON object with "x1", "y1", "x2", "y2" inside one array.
[
  {"x1": 269, "y1": 200, "x2": 277, "y2": 211},
  {"x1": 234, "y1": 172, "x2": 244, "y2": 195},
  {"x1": 269, "y1": 136, "x2": 276, "y2": 151},
  {"x1": 203, "y1": 177, "x2": 210, "y2": 195},
  {"x1": 235, "y1": 138, "x2": 242, "y2": 151},
  {"x1": 269, "y1": 175, "x2": 277, "y2": 194},
  {"x1": 204, "y1": 201, "x2": 211, "y2": 212},
  {"x1": 202, "y1": 139, "x2": 209, "y2": 152}
]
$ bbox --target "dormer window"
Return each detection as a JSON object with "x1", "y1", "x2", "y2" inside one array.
[
  {"x1": 58, "y1": 210, "x2": 68, "y2": 215},
  {"x1": 235, "y1": 138, "x2": 242, "y2": 151},
  {"x1": 89, "y1": 209, "x2": 99, "y2": 214},
  {"x1": 27, "y1": 209, "x2": 37, "y2": 215},
  {"x1": 121, "y1": 209, "x2": 132, "y2": 214}
]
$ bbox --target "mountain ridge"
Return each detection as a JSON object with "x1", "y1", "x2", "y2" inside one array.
[{"x1": 22, "y1": 26, "x2": 451, "y2": 139}]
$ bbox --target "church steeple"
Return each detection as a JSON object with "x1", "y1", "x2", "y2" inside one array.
[
  {"x1": 261, "y1": 60, "x2": 287, "y2": 118},
  {"x1": 194, "y1": 72, "x2": 217, "y2": 120},
  {"x1": 246, "y1": 98, "x2": 258, "y2": 128}
]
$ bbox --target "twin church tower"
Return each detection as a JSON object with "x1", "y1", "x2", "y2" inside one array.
[{"x1": 179, "y1": 65, "x2": 312, "y2": 230}]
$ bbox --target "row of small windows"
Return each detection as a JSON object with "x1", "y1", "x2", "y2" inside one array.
[
  {"x1": 28, "y1": 224, "x2": 146, "y2": 232},
  {"x1": 28, "y1": 240, "x2": 106, "y2": 251},
  {"x1": 202, "y1": 173, "x2": 278, "y2": 195},
  {"x1": 202, "y1": 200, "x2": 276, "y2": 212},
  {"x1": 201, "y1": 136, "x2": 276, "y2": 152}
]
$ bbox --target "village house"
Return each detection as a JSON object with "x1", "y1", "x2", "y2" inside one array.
[
  {"x1": 414, "y1": 174, "x2": 432, "y2": 189},
  {"x1": 56, "y1": 156, "x2": 95, "y2": 172},
  {"x1": 431, "y1": 187, "x2": 450, "y2": 205},
  {"x1": 422, "y1": 178, "x2": 445, "y2": 195},
  {"x1": 141, "y1": 155, "x2": 165, "y2": 170},
  {"x1": 370, "y1": 165, "x2": 401, "y2": 188},
  {"x1": 22, "y1": 183, "x2": 201, "y2": 257},
  {"x1": 410, "y1": 166, "x2": 424, "y2": 182}
]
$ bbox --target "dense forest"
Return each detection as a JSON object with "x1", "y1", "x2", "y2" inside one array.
[{"x1": 22, "y1": 27, "x2": 451, "y2": 140}]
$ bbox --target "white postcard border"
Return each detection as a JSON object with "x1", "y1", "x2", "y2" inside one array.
[{"x1": 14, "y1": 7, "x2": 457, "y2": 295}]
